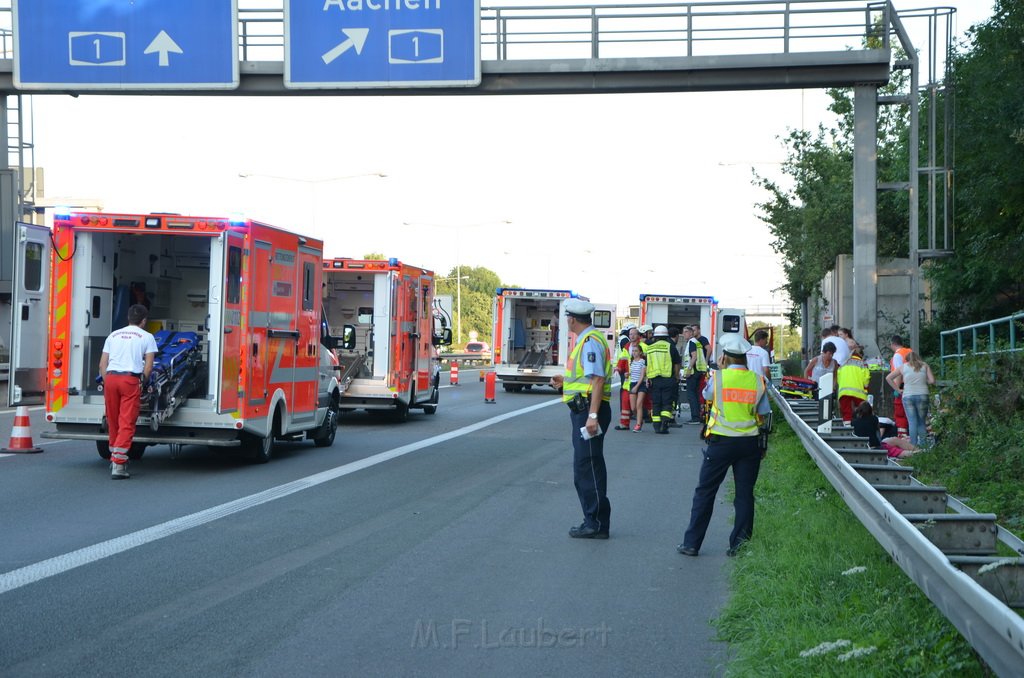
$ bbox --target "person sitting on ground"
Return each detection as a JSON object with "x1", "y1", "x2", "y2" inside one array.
[{"x1": 852, "y1": 401, "x2": 919, "y2": 459}]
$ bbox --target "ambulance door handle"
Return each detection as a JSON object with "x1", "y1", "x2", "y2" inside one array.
[{"x1": 269, "y1": 329, "x2": 300, "y2": 340}]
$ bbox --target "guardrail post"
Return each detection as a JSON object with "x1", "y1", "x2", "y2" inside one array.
[{"x1": 591, "y1": 8, "x2": 599, "y2": 59}]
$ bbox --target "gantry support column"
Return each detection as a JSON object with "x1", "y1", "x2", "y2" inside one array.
[{"x1": 852, "y1": 85, "x2": 879, "y2": 357}]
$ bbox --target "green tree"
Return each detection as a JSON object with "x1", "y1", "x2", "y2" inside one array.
[
  {"x1": 755, "y1": 32, "x2": 912, "y2": 325},
  {"x1": 436, "y1": 265, "x2": 504, "y2": 345},
  {"x1": 362, "y1": 252, "x2": 386, "y2": 260},
  {"x1": 926, "y1": 0, "x2": 1024, "y2": 326}
]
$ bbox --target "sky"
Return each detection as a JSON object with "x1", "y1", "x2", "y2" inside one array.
[{"x1": 22, "y1": 0, "x2": 996, "y2": 318}]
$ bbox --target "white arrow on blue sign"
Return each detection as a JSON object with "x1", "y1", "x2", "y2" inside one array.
[
  {"x1": 12, "y1": 0, "x2": 238, "y2": 90},
  {"x1": 285, "y1": 0, "x2": 480, "y2": 89}
]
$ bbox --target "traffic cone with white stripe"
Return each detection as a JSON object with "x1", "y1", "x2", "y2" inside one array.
[
  {"x1": 2, "y1": 406, "x2": 42, "y2": 454},
  {"x1": 450, "y1": 362, "x2": 459, "y2": 386}
]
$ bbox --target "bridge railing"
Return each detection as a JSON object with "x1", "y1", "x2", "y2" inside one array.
[
  {"x1": 939, "y1": 311, "x2": 1024, "y2": 379},
  {"x1": 0, "y1": 2, "x2": 955, "y2": 69}
]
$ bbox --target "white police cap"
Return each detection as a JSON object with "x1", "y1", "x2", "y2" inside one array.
[
  {"x1": 719, "y1": 333, "x2": 752, "y2": 357},
  {"x1": 564, "y1": 299, "x2": 595, "y2": 317},
  {"x1": 653, "y1": 325, "x2": 669, "y2": 337}
]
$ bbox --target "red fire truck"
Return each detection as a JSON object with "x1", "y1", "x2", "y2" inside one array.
[
  {"x1": 42, "y1": 211, "x2": 343, "y2": 462},
  {"x1": 321, "y1": 258, "x2": 452, "y2": 420}
]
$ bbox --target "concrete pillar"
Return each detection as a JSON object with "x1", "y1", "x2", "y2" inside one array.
[{"x1": 852, "y1": 86, "x2": 879, "y2": 358}]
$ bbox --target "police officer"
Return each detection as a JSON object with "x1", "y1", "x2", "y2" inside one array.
[
  {"x1": 550, "y1": 299, "x2": 613, "y2": 539},
  {"x1": 677, "y1": 333, "x2": 770, "y2": 557},
  {"x1": 642, "y1": 325, "x2": 681, "y2": 434}
]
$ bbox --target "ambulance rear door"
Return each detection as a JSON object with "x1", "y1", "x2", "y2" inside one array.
[
  {"x1": 8, "y1": 222, "x2": 50, "y2": 405},
  {"x1": 214, "y1": 231, "x2": 245, "y2": 413}
]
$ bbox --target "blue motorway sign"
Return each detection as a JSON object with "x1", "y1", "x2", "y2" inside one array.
[
  {"x1": 285, "y1": 0, "x2": 480, "y2": 89},
  {"x1": 13, "y1": 0, "x2": 238, "y2": 90}
]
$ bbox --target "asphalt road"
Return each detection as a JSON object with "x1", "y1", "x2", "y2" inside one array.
[{"x1": 0, "y1": 372, "x2": 737, "y2": 677}]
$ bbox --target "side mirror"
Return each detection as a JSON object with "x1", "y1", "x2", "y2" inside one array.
[
  {"x1": 432, "y1": 328, "x2": 453, "y2": 347},
  {"x1": 342, "y1": 324, "x2": 357, "y2": 351}
]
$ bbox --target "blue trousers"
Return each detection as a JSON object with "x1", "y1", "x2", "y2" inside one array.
[
  {"x1": 682, "y1": 434, "x2": 762, "y2": 551},
  {"x1": 571, "y1": 401, "x2": 612, "y2": 533},
  {"x1": 685, "y1": 372, "x2": 705, "y2": 422}
]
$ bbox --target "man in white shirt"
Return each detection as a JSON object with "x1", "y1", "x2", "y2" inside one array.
[
  {"x1": 99, "y1": 304, "x2": 158, "y2": 479},
  {"x1": 821, "y1": 324, "x2": 851, "y2": 366},
  {"x1": 745, "y1": 329, "x2": 772, "y2": 381}
]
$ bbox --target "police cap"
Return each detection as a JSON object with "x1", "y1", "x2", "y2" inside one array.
[
  {"x1": 564, "y1": 299, "x2": 595, "y2": 318},
  {"x1": 719, "y1": 333, "x2": 752, "y2": 358}
]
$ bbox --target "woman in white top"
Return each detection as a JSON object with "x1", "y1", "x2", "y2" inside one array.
[{"x1": 885, "y1": 351, "x2": 936, "y2": 447}]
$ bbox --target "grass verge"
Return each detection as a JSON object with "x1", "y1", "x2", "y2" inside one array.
[{"x1": 714, "y1": 415, "x2": 988, "y2": 677}]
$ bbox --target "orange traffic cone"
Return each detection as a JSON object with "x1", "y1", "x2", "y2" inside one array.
[
  {"x1": 484, "y1": 371, "x2": 497, "y2": 403},
  {"x1": 2, "y1": 406, "x2": 43, "y2": 454},
  {"x1": 450, "y1": 362, "x2": 460, "y2": 386}
]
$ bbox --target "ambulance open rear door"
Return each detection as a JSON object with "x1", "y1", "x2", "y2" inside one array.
[{"x1": 8, "y1": 222, "x2": 50, "y2": 405}]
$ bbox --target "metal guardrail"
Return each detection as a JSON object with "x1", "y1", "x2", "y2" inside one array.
[
  {"x1": 775, "y1": 392, "x2": 1024, "y2": 677},
  {"x1": 939, "y1": 311, "x2": 1024, "y2": 379}
]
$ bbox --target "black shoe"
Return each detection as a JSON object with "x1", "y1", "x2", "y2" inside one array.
[
  {"x1": 614, "y1": 425, "x2": 629, "y2": 430},
  {"x1": 570, "y1": 524, "x2": 609, "y2": 539},
  {"x1": 656, "y1": 427, "x2": 669, "y2": 434},
  {"x1": 676, "y1": 544, "x2": 699, "y2": 556}
]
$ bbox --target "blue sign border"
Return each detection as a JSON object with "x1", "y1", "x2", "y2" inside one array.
[
  {"x1": 284, "y1": 0, "x2": 480, "y2": 89},
  {"x1": 12, "y1": 0, "x2": 239, "y2": 91}
]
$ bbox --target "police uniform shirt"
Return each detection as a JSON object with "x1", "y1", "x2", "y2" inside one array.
[
  {"x1": 576, "y1": 325, "x2": 607, "y2": 379},
  {"x1": 703, "y1": 366, "x2": 772, "y2": 416}
]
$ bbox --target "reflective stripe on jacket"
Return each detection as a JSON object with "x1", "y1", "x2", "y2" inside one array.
[
  {"x1": 562, "y1": 328, "x2": 613, "y2": 403},
  {"x1": 707, "y1": 368, "x2": 764, "y2": 437}
]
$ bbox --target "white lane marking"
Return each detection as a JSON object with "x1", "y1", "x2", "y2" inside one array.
[
  {"x1": 0, "y1": 453, "x2": 13, "y2": 459},
  {"x1": 0, "y1": 397, "x2": 563, "y2": 595}
]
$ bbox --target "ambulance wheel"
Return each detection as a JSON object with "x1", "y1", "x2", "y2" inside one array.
[
  {"x1": 313, "y1": 407, "x2": 338, "y2": 448},
  {"x1": 503, "y1": 384, "x2": 515, "y2": 393},
  {"x1": 127, "y1": 443, "x2": 147, "y2": 461},
  {"x1": 392, "y1": 399, "x2": 410, "y2": 423},
  {"x1": 96, "y1": 440, "x2": 112, "y2": 460},
  {"x1": 423, "y1": 382, "x2": 439, "y2": 415},
  {"x1": 244, "y1": 425, "x2": 275, "y2": 464}
]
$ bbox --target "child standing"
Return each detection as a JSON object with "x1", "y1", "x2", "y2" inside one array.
[{"x1": 628, "y1": 344, "x2": 647, "y2": 432}]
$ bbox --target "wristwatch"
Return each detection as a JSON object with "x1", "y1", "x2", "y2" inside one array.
[{"x1": 588, "y1": 412, "x2": 598, "y2": 420}]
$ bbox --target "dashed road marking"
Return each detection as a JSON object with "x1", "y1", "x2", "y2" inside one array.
[{"x1": 0, "y1": 397, "x2": 562, "y2": 595}]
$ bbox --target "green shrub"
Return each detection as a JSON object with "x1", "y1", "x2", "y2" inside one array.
[
  {"x1": 914, "y1": 351, "x2": 1024, "y2": 530},
  {"x1": 716, "y1": 415, "x2": 985, "y2": 676}
]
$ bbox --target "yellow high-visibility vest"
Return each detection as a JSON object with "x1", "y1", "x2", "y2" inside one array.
[
  {"x1": 837, "y1": 358, "x2": 870, "y2": 400},
  {"x1": 618, "y1": 345, "x2": 632, "y2": 389},
  {"x1": 689, "y1": 338, "x2": 708, "y2": 372},
  {"x1": 706, "y1": 368, "x2": 764, "y2": 437},
  {"x1": 562, "y1": 328, "x2": 613, "y2": 403},
  {"x1": 641, "y1": 339, "x2": 672, "y2": 378}
]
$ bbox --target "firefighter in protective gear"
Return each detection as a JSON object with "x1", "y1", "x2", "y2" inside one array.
[
  {"x1": 837, "y1": 346, "x2": 871, "y2": 425},
  {"x1": 677, "y1": 333, "x2": 770, "y2": 557},
  {"x1": 642, "y1": 325, "x2": 681, "y2": 434},
  {"x1": 550, "y1": 299, "x2": 613, "y2": 539}
]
